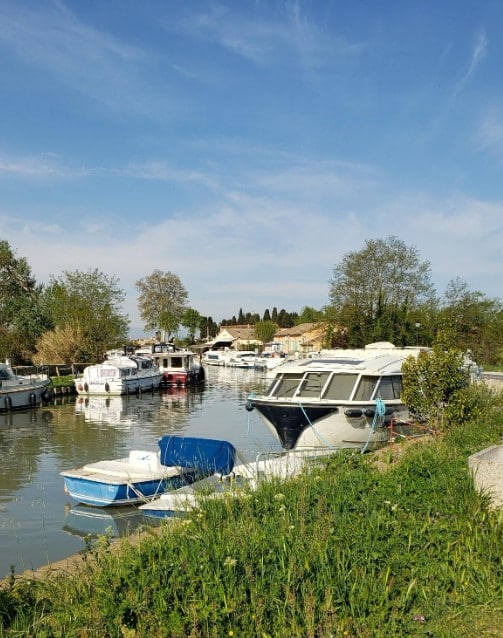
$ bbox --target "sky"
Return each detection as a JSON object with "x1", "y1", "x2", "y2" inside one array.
[{"x1": 1, "y1": 1, "x2": 502, "y2": 338}]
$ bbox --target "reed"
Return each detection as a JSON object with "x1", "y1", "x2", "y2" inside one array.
[{"x1": 1, "y1": 388, "x2": 502, "y2": 637}]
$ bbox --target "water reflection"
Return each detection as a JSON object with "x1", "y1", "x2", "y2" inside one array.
[
  {"x1": 0, "y1": 367, "x2": 277, "y2": 578},
  {"x1": 63, "y1": 504, "x2": 160, "y2": 539}
]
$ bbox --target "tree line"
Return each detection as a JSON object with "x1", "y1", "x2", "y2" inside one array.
[{"x1": 1, "y1": 236, "x2": 502, "y2": 366}]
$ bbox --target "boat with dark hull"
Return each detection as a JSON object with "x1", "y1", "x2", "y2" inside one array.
[{"x1": 246, "y1": 343, "x2": 426, "y2": 451}]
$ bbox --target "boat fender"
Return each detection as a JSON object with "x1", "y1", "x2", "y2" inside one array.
[
  {"x1": 43, "y1": 389, "x2": 53, "y2": 402},
  {"x1": 5, "y1": 395, "x2": 12, "y2": 411},
  {"x1": 344, "y1": 408, "x2": 363, "y2": 418},
  {"x1": 363, "y1": 407, "x2": 394, "y2": 418},
  {"x1": 245, "y1": 400, "x2": 254, "y2": 412},
  {"x1": 105, "y1": 382, "x2": 110, "y2": 393},
  {"x1": 84, "y1": 383, "x2": 89, "y2": 393},
  {"x1": 77, "y1": 384, "x2": 84, "y2": 392},
  {"x1": 29, "y1": 393, "x2": 37, "y2": 407},
  {"x1": 0, "y1": 380, "x2": 2, "y2": 389}
]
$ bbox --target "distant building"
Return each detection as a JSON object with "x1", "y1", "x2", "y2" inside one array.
[
  {"x1": 204, "y1": 325, "x2": 260, "y2": 351},
  {"x1": 273, "y1": 322, "x2": 327, "y2": 355},
  {"x1": 203, "y1": 321, "x2": 346, "y2": 355}
]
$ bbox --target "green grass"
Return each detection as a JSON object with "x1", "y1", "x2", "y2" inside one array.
[{"x1": 1, "y1": 393, "x2": 502, "y2": 637}]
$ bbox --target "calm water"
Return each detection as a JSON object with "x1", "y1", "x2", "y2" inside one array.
[{"x1": 0, "y1": 366, "x2": 280, "y2": 578}]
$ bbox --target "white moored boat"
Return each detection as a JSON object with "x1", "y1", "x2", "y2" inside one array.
[
  {"x1": 0, "y1": 361, "x2": 52, "y2": 411},
  {"x1": 75, "y1": 355, "x2": 162, "y2": 396},
  {"x1": 245, "y1": 342, "x2": 428, "y2": 451}
]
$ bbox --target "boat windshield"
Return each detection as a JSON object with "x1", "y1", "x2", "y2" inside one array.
[
  {"x1": 322, "y1": 373, "x2": 359, "y2": 400},
  {"x1": 376, "y1": 375, "x2": 403, "y2": 400},
  {"x1": 0, "y1": 366, "x2": 16, "y2": 381},
  {"x1": 268, "y1": 373, "x2": 302, "y2": 398}
]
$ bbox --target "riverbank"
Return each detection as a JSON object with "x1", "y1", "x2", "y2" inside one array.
[{"x1": 1, "y1": 393, "x2": 502, "y2": 637}]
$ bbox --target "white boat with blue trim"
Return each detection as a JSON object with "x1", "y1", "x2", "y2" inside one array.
[{"x1": 61, "y1": 436, "x2": 237, "y2": 507}]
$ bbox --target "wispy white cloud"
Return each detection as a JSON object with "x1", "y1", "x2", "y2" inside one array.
[
  {"x1": 475, "y1": 107, "x2": 503, "y2": 156},
  {"x1": 0, "y1": 2, "x2": 170, "y2": 117},
  {"x1": 168, "y1": 1, "x2": 363, "y2": 68},
  {"x1": 0, "y1": 151, "x2": 90, "y2": 179},
  {"x1": 450, "y1": 28, "x2": 488, "y2": 102}
]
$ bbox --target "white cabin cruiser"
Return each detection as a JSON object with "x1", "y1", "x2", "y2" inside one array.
[
  {"x1": 246, "y1": 343, "x2": 426, "y2": 451},
  {"x1": 0, "y1": 361, "x2": 52, "y2": 411},
  {"x1": 75, "y1": 355, "x2": 162, "y2": 396}
]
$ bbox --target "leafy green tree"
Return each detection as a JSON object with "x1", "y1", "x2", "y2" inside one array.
[
  {"x1": 296, "y1": 306, "x2": 323, "y2": 324},
  {"x1": 254, "y1": 320, "x2": 278, "y2": 346},
  {"x1": 43, "y1": 269, "x2": 129, "y2": 362},
  {"x1": 263, "y1": 309, "x2": 271, "y2": 321},
  {"x1": 182, "y1": 308, "x2": 201, "y2": 344},
  {"x1": 0, "y1": 240, "x2": 50, "y2": 363},
  {"x1": 401, "y1": 332, "x2": 472, "y2": 429},
  {"x1": 136, "y1": 270, "x2": 188, "y2": 342},
  {"x1": 329, "y1": 236, "x2": 436, "y2": 347},
  {"x1": 438, "y1": 277, "x2": 503, "y2": 365}
]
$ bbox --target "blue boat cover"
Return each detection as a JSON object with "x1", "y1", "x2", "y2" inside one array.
[{"x1": 158, "y1": 436, "x2": 236, "y2": 476}]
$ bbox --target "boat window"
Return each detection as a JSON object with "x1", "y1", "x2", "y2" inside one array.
[
  {"x1": 376, "y1": 375, "x2": 403, "y2": 400},
  {"x1": 99, "y1": 368, "x2": 117, "y2": 379},
  {"x1": 0, "y1": 368, "x2": 15, "y2": 380},
  {"x1": 323, "y1": 373, "x2": 359, "y2": 400},
  {"x1": 353, "y1": 375, "x2": 379, "y2": 400},
  {"x1": 297, "y1": 372, "x2": 331, "y2": 398},
  {"x1": 170, "y1": 357, "x2": 183, "y2": 369},
  {"x1": 268, "y1": 373, "x2": 303, "y2": 398}
]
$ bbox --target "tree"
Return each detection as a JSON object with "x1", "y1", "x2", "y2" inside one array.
[
  {"x1": 136, "y1": 270, "x2": 188, "y2": 341},
  {"x1": 438, "y1": 277, "x2": 503, "y2": 365},
  {"x1": 182, "y1": 308, "x2": 201, "y2": 344},
  {"x1": 296, "y1": 306, "x2": 323, "y2": 324},
  {"x1": 328, "y1": 236, "x2": 436, "y2": 347},
  {"x1": 43, "y1": 269, "x2": 129, "y2": 362},
  {"x1": 0, "y1": 240, "x2": 50, "y2": 363},
  {"x1": 254, "y1": 320, "x2": 278, "y2": 346},
  {"x1": 401, "y1": 332, "x2": 472, "y2": 429},
  {"x1": 33, "y1": 325, "x2": 83, "y2": 365}
]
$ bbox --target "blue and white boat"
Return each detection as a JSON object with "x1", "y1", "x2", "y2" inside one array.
[
  {"x1": 139, "y1": 449, "x2": 329, "y2": 518},
  {"x1": 61, "y1": 436, "x2": 237, "y2": 507}
]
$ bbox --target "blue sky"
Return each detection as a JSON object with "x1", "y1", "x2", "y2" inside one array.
[{"x1": 1, "y1": 1, "x2": 502, "y2": 337}]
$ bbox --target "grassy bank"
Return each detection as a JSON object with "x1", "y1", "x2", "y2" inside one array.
[{"x1": 1, "y1": 392, "x2": 502, "y2": 637}]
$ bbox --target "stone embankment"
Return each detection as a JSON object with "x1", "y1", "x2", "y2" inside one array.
[{"x1": 482, "y1": 372, "x2": 503, "y2": 391}]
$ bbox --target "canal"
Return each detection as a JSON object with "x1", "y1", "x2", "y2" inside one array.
[{"x1": 0, "y1": 366, "x2": 280, "y2": 578}]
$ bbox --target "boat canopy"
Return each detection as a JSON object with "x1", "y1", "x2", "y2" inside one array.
[{"x1": 158, "y1": 436, "x2": 236, "y2": 476}]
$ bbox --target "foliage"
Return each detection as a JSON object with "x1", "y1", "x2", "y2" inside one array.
[
  {"x1": 2, "y1": 407, "x2": 502, "y2": 637},
  {"x1": 254, "y1": 320, "x2": 278, "y2": 345},
  {"x1": 401, "y1": 338, "x2": 472, "y2": 428},
  {"x1": 181, "y1": 308, "x2": 201, "y2": 343},
  {"x1": 199, "y1": 315, "x2": 218, "y2": 340},
  {"x1": 43, "y1": 269, "x2": 129, "y2": 363},
  {"x1": 33, "y1": 325, "x2": 84, "y2": 365},
  {"x1": 438, "y1": 277, "x2": 503, "y2": 365},
  {"x1": 329, "y1": 236, "x2": 436, "y2": 347},
  {"x1": 136, "y1": 270, "x2": 188, "y2": 341},
  {"x1": 0, "y1": 240, "x2": 50, "y2": 363},
  {"x1": 296, "y1": 306, "x2": 324, "y2": 324}
]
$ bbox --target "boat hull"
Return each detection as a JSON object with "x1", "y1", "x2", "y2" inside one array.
[
  {"x1": 0, "y1": 379, "x2": 51, "y2": 411},
  {"x1": 74, "y1": 374, "x2": 162, "y2": 396},
  {"x1": 61, "y1": 471, "x2": 198, "y2": 507},
  {"x1": 251, "y1": 400, "x2": 401, "y2": 450}
]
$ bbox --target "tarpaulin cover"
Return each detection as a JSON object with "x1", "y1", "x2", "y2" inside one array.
[{"x1": 158, "y1": 436, "x2": 236, "y2": 475}]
